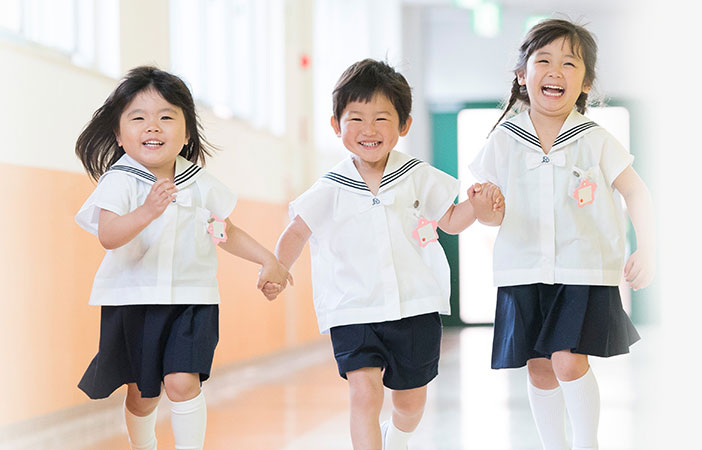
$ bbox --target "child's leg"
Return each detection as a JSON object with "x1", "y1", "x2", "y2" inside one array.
[
  {"x1": 164, "y1": 372, "x2": 207, "y2": 450},
  {"x1": 383, "y1": 385, "x2": 427, "y2": 450},
  {"x1": 526, "y1": 358, "x2": 569, "y2": 450},
  {"x1": 346, "y1": 367, "x2": 385, "y2": 450},
  {"x1": 552, "y1": 351, "x2": 599, "y2": 450},
  {"x1": 125, "y1": 383, "x2": 161, "y2": 450}
]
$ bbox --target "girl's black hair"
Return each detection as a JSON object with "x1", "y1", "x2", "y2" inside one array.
[
  {"x1": 75, "y1": 66, "x2": 213, "y2": 181},
  {"x1": 332, "y1": 59, "x2": 412, "y2": 129},
  {"x1": 492, "y1": 18, "x2": 598, "y2": 131}
]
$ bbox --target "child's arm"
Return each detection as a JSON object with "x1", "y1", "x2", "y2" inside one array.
[
  {"x1": 217, "y1": 219, "x2": 293, "y2": 292},
  {"x1": 613, "y1": 166, "x2": 655, "y2": 291},
  {"x1": 469, "y1": 182, "x2": 505, "y2": 226},
  {"x1": 437, "y1": 195, "x2": 477, "y2": 235},
  {"x1": 438, "y1": 183, "x2": 504, "y2": 234},
  {"x1": 98, "y1": 179, "x2": 177, "y2": 249},
  {"x1": 261, "y1": 215, "x2": 312, "y2": 300}
]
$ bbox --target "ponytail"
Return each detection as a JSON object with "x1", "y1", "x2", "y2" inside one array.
[{"x1": 491, "y1": 77, "x2": 528, "y2": 133}]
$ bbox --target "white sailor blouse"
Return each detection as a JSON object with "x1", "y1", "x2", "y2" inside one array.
[
  {"x1": 470, "y1": 110, "x2": 634, "y2": 287},
  {"x1": 291, "y1": 150, "x2": 460, "y2": 334},
  {"x1": 76, "y1": 154, "x2": 237, "y2": 305}
]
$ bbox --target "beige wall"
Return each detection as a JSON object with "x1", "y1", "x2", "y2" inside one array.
[{"x1": 0, "y1": 0, "x2": 320, "y2": 426}]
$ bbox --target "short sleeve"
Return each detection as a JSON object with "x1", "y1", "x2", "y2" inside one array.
[
  {"x1": 200, "y1": 173, "x2": 238, "y2": 219},
  {"x1": 599, "y1": 132, "x2": 635, "y2": 186},
  {"x1": 469, "y1": 133, "x2": 501, "y2": 186},
  {"x1": 289, "y1": 182, "x2": 334, "y2": 234},
  {"x1": 75, "y1": 172, "x2": 132, "y2": 235},
  {"x1": 413, "y1": 165, "x2": 460, "y2": 221}
]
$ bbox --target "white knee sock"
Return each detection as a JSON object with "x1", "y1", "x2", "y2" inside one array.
[
  {"x1": 559, "y1": 367, "x2": 600, "y2": 450},
  {"x1": 170, "y1": 391, "x2": 207, "y2": 450},
  {"x1": 383, "y1": 418, "x2": 412, "y2": 450},
  {"x1": 124, "y1": 402, "x2": 158, "y2": 450},
  {"x1": 527, "y1": 377, "x2": 568, "y2": 450}
]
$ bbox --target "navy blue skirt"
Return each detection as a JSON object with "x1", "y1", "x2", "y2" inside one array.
[
  {"x1": 492, "y1": 284, "x2": 640, "y2": 369},
  {"x1": 78, "y1": 304, "x2": 219, "y2": 399}
]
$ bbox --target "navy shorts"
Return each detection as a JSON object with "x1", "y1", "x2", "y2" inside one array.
[
  {"x1": 78, "y1": 304, "x2": 219, "y2": 399},
  {"x1": 492, "y1": 284, "x2": 640, "y2": 369},
  {"x1": 330, "y1": 312, "x2": 442, "y2": 390}
]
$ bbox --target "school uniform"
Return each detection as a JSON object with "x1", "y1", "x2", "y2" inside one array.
[
  {"x1": 291, "y1": 150, "x2": 459, "y2": 389},
  {"x1": 470, "y1": 110, "x2": 640, "y2": 368},
  {"x1": 75, "y1": 154, "x2": 236, "y2": 398}
]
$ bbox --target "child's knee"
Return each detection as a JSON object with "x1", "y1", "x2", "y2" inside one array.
[
  {"x1": 392, "y1": 387, "x2": 427, "y2": 416},
  {"x1": 551, "y1": 351, "x2": 589, "y2": 382},
  {"x1": 125, "y1": 384, "x2": 161, "y2": 416},
  {"x1": 163, "y1": 372, "x2": 202, "y2": 402},
  {"x1": 527, "y1": 358, "x2": 558, "y2": 389},
  {"x1": 347, "y1": 368, "x2": 383, "y2": 409}
]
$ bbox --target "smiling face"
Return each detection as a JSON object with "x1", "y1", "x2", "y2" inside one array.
[
  {"x1": 517, "y1": 37, "x2": 591, "y2": 123},
  {"x1": 331, "y1": 93, "x2": 412, "y2": 171},
  {"x1": 115, "y1": 88, "x2": 189, "y2": 179}
]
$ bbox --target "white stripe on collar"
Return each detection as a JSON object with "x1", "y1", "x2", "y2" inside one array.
[
  {"x1": 498, "y1": 110, "x2": 599, "y2": 152},
  {"x1": 103, "y1": 154, "x2": 203, "y2": 187},
  {"x1": 320, "y1": 151, "x2": 425, "y2": 193}
]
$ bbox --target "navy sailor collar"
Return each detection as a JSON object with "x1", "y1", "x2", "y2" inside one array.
[
  {"x1": 320, "y1": 150, "x2": 425, "y2": 194},
  {"x1": 102, "y1": 154, "x2": 203, "y2": 188},
  {"x1": 499, "y1": 110, "x2": 599, "y2": 153}
]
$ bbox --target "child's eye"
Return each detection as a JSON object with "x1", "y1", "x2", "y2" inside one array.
[
  {"x1": 132, "y1": 117, "x2": 144, "y2": 121},
  {"x1": 350, "y1": 118, "x2": 362, "y2": 122},
  {"x1": 537, "y1": 59, "x2": 549, "y2": 64},
  {"x1": 377, "y1": 117, "x2": 388, "y2": 121},
  {"x1": 161, "y1": 116, "x2": 173, "y2": 120},
  {"x1": 564, "y1": 62, "x2": 576, "y2": 67}
]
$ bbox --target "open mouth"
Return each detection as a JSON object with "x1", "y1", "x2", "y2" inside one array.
[
  {"x1": 359, "y1": 141, "x2": 381, "y2": 149},
  {"x1": 541, "y1": 85, "x2": 565, "y2": 97},
  {"x1": 143, "y1": 139, "x2": 164, "y2": 149}
]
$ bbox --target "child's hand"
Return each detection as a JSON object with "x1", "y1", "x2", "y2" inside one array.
[
  {"x1": 624, "y1": 247, "x2": 655, "y2": 291},
  {"x1": 141, "y1": 178, "x2": 178, "y2": 220},
  {"x1": 261, "y1": 282, "x2": 282, "y2": 301},
  {"x1": 257, "y1": 259, "x2": 294, "y2": 301},
  {"x1": 468, "y1": 182, "x2": 505, "y2": 223}
]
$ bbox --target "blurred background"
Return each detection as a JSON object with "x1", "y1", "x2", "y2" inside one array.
[{"x1": 1, "y1": 0, "x2": 699, "y2": 448}]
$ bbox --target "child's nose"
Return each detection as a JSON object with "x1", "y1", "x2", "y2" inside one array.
[
  {"x1": 362, "y1": 121, "x2": 376, "y2": 134},
  {"x1": 145, "y1": 120, "x2": 161, "y2": 132}
]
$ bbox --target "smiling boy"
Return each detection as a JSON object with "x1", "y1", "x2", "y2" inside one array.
[{"x1": 267, "y1": 59, "x2": 503, "y2": 449}]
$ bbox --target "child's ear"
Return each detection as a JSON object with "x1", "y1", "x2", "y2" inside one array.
[
  {"x1": 114, "y1": 129, "x2": 122, "y2": 147},
  {"x1": 516, "y1": 70, "x2": 526, "y2": 86},
  {"x1": 582, "y1": 82, "x2": 592, "y2": 94},
  {"x1": 330, "y1": 115, "x2": 341, "y2": 137},
  {"x1": 400, "y1": 115, "x2": 413, "y2": 137}
]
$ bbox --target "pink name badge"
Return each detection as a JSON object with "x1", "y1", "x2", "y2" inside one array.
[
  {"x1": 412, "y1": 217, "x2": 439, "y2": 247},
  {"x1": 573, "y1": 179, "x2": 597, "y2": 208},
  {"x1": 207, "y1": 215, "x2": 227, "y2": 244}
]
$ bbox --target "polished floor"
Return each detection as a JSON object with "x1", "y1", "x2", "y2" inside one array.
[{"x1": 24, "y1": 326, "x2": 665, "y2": 450}]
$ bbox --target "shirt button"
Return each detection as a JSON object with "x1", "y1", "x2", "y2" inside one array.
[
  {"x1": 542, "y1": 155, "x2": 550, "y2": 164},
  {"x1": 372, "y1": 197, "x2": 380, "y2": 205}
]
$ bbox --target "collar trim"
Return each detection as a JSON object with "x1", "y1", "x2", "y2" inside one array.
[
  {"x1": 104, "y1": 155, "x2": 203, "y2": 187},
  {"x1": 322, "y1": 157, "x2": 424, "y2": 192}
]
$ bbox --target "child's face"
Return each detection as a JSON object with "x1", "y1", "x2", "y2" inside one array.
[
  {"x1": 115, "y1": 88, "x2": 189, "y2": 179},
  {"x1": 517, "y1": 37, "x2": 591, "y2": 122},
  {"x1": 331, "y1": 93, "x2": 411, "y2": 169}
]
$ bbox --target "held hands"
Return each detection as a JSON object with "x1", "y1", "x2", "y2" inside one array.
[
  {"x1": 624, "y1": 247, "x2": 655, "y2": 291},
  {"x1": 141, "y1": 179, "x2": 178, "y2": 220},
  {"x1": 468, "y1": 182, "x2": 505, "y2": 224},
  {"x1": 257, "y1": 259, "x2": 294, "y2": 301}
]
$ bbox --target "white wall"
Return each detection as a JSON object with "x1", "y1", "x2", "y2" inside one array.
[{"x1": 422, "y1": 5, "x2": 643, "y2": 104}]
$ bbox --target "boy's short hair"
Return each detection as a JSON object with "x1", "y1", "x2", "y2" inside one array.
[{"x1": 332, "y1": 59, "x2": 412, "y2": 129}]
